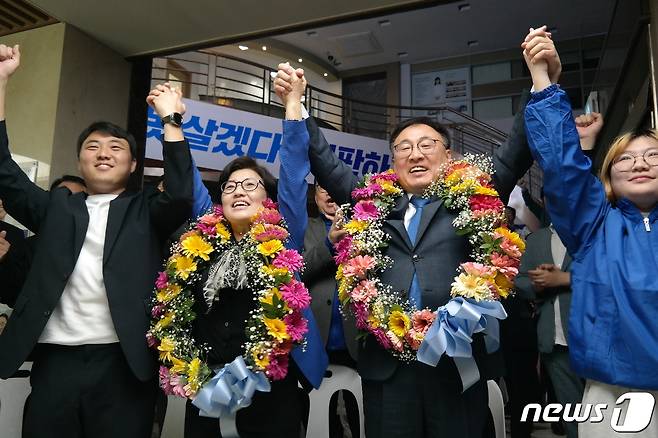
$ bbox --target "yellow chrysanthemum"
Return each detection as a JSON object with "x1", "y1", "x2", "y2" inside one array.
[
  {"x1": 170, "y1": 356, "x2": 188, "y2": 374},
  {"x1": 474, "y1": 186, "x2": 499, "y2": 197},
  {"x1": 494, "y1": 272, "x2": 513, "y2": 298},
  {"x1": 182, "y1": 235, "x2": 214, "y2": 261},
  {"x1": 337, "y1": 279, "x2": 351, "y2": 302},
  {"x1": 252, "y1": 347, "x2": 270, "y2": 369},
  {"x1": 264, "y1": 317, "x2": 290, "y2": 341},
  {"x1": 187, "y1": 357, "x2": 202, "y2": 392},
  {"x1": 258, "y1": 239, "x2": 284, "y2": 257},
  {"x1": 495, "y1": 227, "x2": 526, "y2": 252},
  {"x1": 335, "y1": 265, "x2": 344, "y2": 281},
  {"x1": 158, "y1": 337, "x2": 176, "y2": 362},
  {"x1": 250, "y1": 223, "x2": 266, "y2": 236},
  {"x1": 451, "y1": 273, "x2": 491, "y2": 301},
  {"x1": 261, "y1": 264, "x2": 289, "y2": 278},
  {"x1": 344, "y1": 220, "x2": 368, "y2": 234},
  {"x1": 173, "y1": 255, "x2": 197, "y2": 280},
  {"x1": 260, "y1": 287, "x2": 282, "y2": 306},
  {"x1": 155, "y1": 312, "x2": 175, "y2": 331},
  {"x1": 445, "y1": 170, "x2": 465, "y2": 186},
  {"x1": 216, "y1": 223, "x2": 231, "y2": 241},
  {"x1": 388, "y1": 310, "x2": 411, "y2": 338},
  {"x1": 379, "y1": 180, "x2": 402, "y2": 195},
  {"x1": 449, "y1": 179, "x2": 476, "y2": 194},
  {"x1": 156, "y1": 284, "x2": 181, "y2": 303}
]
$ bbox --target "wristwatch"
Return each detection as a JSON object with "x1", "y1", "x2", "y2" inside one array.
[{"x1": 161, "y1": 112, "x2": 183, "y2": 127}]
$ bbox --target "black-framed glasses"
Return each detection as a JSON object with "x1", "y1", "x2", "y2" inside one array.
[
  {"x1": 612, "y1": 149, "x2": 658, "y2": 172},
  {"x1": 392, "y1": 138, "x2": 446, "y2": 158},
  {"x1": 220, "y1": 178, "x2": 264, "y2": 194}
]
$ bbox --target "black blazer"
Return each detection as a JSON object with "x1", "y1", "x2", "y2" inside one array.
[
  {"x1": 0, "y1": 120, "x2": 193, "y2": 381},
  {"x1": 304, "y1": 91, "x2": 533, "y2": 383}
]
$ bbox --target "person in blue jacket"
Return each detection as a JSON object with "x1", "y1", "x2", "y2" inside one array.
[
  {"x1": 172, "y1": 96, "x2": 328, "y2": 436},
  {"x1": 523, "y1": 26, "x2": 658, "y2": 437}
]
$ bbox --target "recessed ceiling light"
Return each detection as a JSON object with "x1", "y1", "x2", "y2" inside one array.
[
  {"x1": 238, "y1": 45, "x2": 248, "y2": 51},
  {"x1": 298, "y1": 58, "x2": 303, "y2": 63},
  {"x1": 323, "y1": 73, "x2": 328, "y2": 77},
  {"x1": 306, "y1": 31, "x2": 318, "y2": 37},
  {"x1": 262, "y1": 46, "x2": 267, "y2": 51},
  {"x1": 467, "y1": 40, "x2": 479, "y2": 47},
  {"x1": 458, "y1": 3, "x2": 471, "y2": 11},
  {"x1": 378, "y1": 19, "x2": 391, "y2": 27},
  {"x1": 397, "y1": 52, "x2": 408, "y2": 58}
]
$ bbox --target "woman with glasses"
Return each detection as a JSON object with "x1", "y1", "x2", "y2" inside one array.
[
  {"x1": 523, "y1": 28, "x2": 658, "y2": 436},
  {"x1": 179, "y1": 120, "x2": 327, "y2": 436}
]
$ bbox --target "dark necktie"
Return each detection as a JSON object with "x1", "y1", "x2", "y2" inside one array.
[{"x1": 407, "y1": 196, "x2": 430, "y2": 307}]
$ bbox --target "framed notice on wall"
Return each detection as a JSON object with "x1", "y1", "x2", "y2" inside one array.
[{"x1": 412, "y1": 67, "x2": 471, "y2": 117}]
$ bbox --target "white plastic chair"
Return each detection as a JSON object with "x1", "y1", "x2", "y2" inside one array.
[
  {"x1": 306, "y1": 364, "x2": 365, "y2": 438},
  {"x1": 0, "y1": 362, "x2": 32, "y2": 438},
  {"x1": 487, "y1": 379, "x2": 506, "y2": 438}
]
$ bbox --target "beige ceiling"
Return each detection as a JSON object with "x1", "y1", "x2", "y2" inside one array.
[{"x1": 25, "y1": 0, "x2": 452, "y2": 57}]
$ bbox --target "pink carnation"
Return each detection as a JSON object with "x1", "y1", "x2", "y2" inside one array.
[
  {"x1": 169, "y1": 375, "x2": 190, "y2": 398},
  {"x1": 284, "y1": 311, "x2": 308, "y2": 342},
  {"x1": 405, "y1": 329, "x2": 423, "y2": 350},
  {"x1": 351, "y1": 280, "x2": 378, "y2": 302},
  {"x1": 462, "y1": 262, "x2": 495, "y2": 278},
  {"x1": 353, "y1": 200, "x2": 380, "y2": 220},
  {"x1": 272, "y1": 249, "x2": 304, "y2": 272},
  {"x1": 213, "y1": 205, "x2": 224, "y2": 217},
  {"x1": 151, "y1": 304, "x2": 165, "y2": 319},
  {"x1": 197, "y1": 221, "x2": 217, "y2": 236},
  {"x1": 490, "y1": 252, "x2": 519, "y2": 270},
  {"x1": 333, "y1": 235, "x2": 353, "y2": 265},
  {"x1": 155, "y1": 272, "x2": 169, "y2": 289},
  {"x1": 371, "y1": 328, "x2": 392, "y2": 349},
  {"x1": 266, "y1": 352, "x2": 289, "y2": 380},
  {"x1": 352, "y1": 302, "x2": 369, "y2": 330},
  {"x1": 373, "y1": 172, "x2": 397, "y2": 182},
  {"x1": 254, "y1": 224, "x2": 289, "y2": 242},
  {"x1": 343, "y1": 255, "x2": 376, "y2": 279},
  {"x1": 257, "y1": 208, "x2": 282, "y2": 225},
  {"x1": 280, "y1": 280, "x2": 311, "y2": 311},
  {"x1": 499, "y1": 240, "x2": 522, "y2": 259},
  {"x1": 159, "y1": 366, "x2": 175, "y2": 395},
  {"x1": 387, "y1": 330, "x2": 404, "y2": 352},
  {"x1": 411, "y1": 309, "x2": 436, "y2": 334},
  {"x1": 263, "y1": 198, "x2": 278, "y2": 209}
]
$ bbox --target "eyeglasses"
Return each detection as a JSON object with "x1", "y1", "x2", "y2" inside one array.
[
  {"x1": 612, "y1": 149, "x2": 658, "y2": 172},
  {"x1": 392, "y1": 138, "x2": 446, "y2": 158},
  {"x1": 220, "y1": 178, "x2": 264, "y2": 194}
]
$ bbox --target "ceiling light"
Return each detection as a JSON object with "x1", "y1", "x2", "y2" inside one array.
[
  {"x1": 262, "y1": 46, "x2": 267, "y2": 51},
  {"x1": 238, "y1": 45, "x2": 248, "y2": 51},
  {"x1": 397, "y1": 52, "x2": 408, "y2": 58},
  {"x1": 378, "y1": 19, "x2": 391, "y2": 27},
  {"x1": 298, "y1": 58, "x2": 303, "y2": 63},
  {"x1": 458, "y1": 3, "x2": 471, "y2": 11},
  {"x1": 467, "y1": 40, "x2": 479, "y2": 47}
]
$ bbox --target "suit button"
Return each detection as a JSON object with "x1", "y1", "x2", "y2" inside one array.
[
  {"x1": 43, "y1": 310, "x2": 51, "y2": 317},
  {"x1": 224, "y1": 321, "x2": 229, "y2": 327},
  {"x1": 327, "y1": 299, "x2": 332, "y2": 306},
  {"x1": 412, "y1": 254, "x2": 419, "y2": 261}
]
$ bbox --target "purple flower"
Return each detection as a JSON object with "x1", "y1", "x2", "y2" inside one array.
[
  {"x1": 151, "y1": 304, "x2": 165, "y2": 319},
  {"x1": 146, "y1": 332, "x2": 159, "y2": 348},
  {"x1": 159, "y1": 366, "x2": 175, "y2": 395},
  {"x1": 371, "y1": 328, "x2": 392, "y2": 349}
]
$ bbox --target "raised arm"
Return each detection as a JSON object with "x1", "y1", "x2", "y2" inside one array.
[
  {"x1": 0, "y1": 45, "x2": 49, "y2": 232},
  {"x1": 274, "y1": 63, "x2": 357, "y2": 205},
  {"x1": 146, "y1": 84, "x2": 194, "y2": 238},
  {"x1": 522, "y1": 28, "x2": 607, "y2": 258}
]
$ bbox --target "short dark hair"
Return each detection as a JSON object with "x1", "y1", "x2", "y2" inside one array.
[
  {"x1": 50, "y1": 175, "x2": 86, "y2": 191},
  {"x1": 389, "y1": 117, "x2": 451, "y2": 150},
  {"x1": 217, "y1": 156, "x2": 277, "y2": 200},
  {"x1": 76, "y1": 121, "x2": 137, "y2": 159}
]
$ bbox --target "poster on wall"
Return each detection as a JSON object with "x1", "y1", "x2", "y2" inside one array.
[
  {"x1": 411, "y1": 67, "x2": 471, "y2": 117},
  {"x1": 145, "y1": 98, "x2": 391, "y2": 180}
]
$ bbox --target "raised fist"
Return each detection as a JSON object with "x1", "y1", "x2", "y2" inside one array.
[
  {"x1": 575, "y1": 112, "x2": 603, "y2": 151},
  {"x1": 0, "y1": 44, "x2": 21, "y2": 82}
]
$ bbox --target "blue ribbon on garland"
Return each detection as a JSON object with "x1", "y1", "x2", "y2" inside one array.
[
  {"x1": 417, "y1": 297, "x2": 507, "y2": 392},
  {"x1": 192, "y1": 356, "x2": 271, "y2": 436}
]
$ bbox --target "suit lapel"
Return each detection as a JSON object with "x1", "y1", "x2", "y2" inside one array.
[
  {"x1": 71, "y1": 193, "x2": 89, "y2": 256},
  {"x1": 412, "y1": 196, "x2": 444, "y2": 249},
  {"x1": 103, "y1": 192, "x2": 133, "y2": 265},
  {"x1": 387, "y1": 195, "x2": 413, "y2": 250}
]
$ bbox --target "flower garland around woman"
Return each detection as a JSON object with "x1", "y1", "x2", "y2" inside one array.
[{"x1": 147, "y1": 199, "x2": 311, "y2": 399}]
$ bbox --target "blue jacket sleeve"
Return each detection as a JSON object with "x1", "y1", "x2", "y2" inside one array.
[
  {"x1": 191, "y1": 158, "x2": 212, "y2": 218},
  {"x1": 278, "y1": 120, "x2": 311, "y2": 252},
  {"x1": 524, "y1": 85, "x2": 608, "y2": 258}
]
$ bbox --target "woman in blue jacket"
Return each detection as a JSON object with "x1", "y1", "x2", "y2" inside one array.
[{"x1": 523, "y1": 28, "x2": 658, "y2": 436}]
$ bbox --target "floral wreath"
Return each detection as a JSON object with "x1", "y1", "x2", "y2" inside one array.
[
  {"x1": 334, "y1": 154, "x2": 526, "y2": 361},
  {"x1": 147, "y1": 199, "x2": 311, "y2": 399}
]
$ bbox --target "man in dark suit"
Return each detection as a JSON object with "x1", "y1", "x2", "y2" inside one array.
[
  {"x1": 0, "y1": 45, "x2": 193, "y2": 438},
  {"x1": 515, "y1": 224, "x2": 584, "y2": 438},
  {"x1": 274, "y1": 50, "x2": 552, "y2": 435}
]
